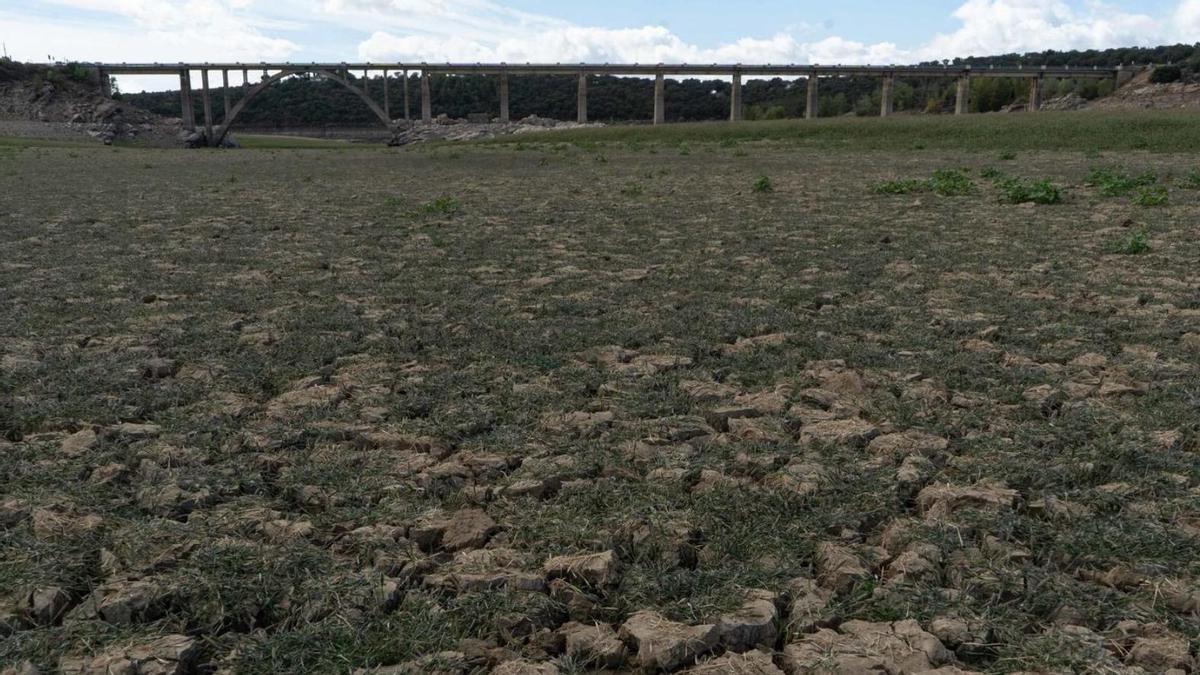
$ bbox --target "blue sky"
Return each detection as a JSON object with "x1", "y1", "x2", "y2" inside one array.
[{"x1": 2, "y1": 0, "x2": 1195, "y2": 90}]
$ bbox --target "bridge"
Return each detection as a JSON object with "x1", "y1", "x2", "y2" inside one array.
[{"x1": 87, "y1": 62, "x2": 1131, "y2": 145}]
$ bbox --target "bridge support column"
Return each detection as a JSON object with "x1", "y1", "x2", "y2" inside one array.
[
  {"x1": 201, "y1": 70, "x2": 214, "y2": 144},
  {"x1": 180, "y1": 70, "x2": 196, "y2": 132},
  {"x1": 955, "y1": 74, "x2": 971, "y2": 115},
  {"x1": 653, "y1": 73, "x2": 665, "y2": 125},
  {"x1": 1028, "y1": 75, "x2": 1043, "y2": 112},
  {"x1": 97, "y1": 68, "x2": 111, "y2": 98},
  {"x1": 499, "y1": 73, "x2": 510, "y2": 123},
  {"x1": 880, "y1": 75, "x2": 895, "y2": 117},
  {"x1": 403, "y1": 70, "x2": 411, "y2": 121},
  {"x1": 362, "y1": 69, "x2": 369, "y2": 97},
  {"x1": 730, "y1": 73, "x2": 743, "y2": 121},
  {"x1": 577, "y1": 73, "x2": 588, "y2": 124},
  {"x1": 383, "y1": 70, "x2": 391, "y2": 120},
  {"x1": 242, "y1": 68, "x2": 249, "y2": 91},
  {"x1": 806, "y1": 72, "x2": 818, "y2": 119},
  {"x1": 221, "y1": 70, "x2": 230, "y2": 122},
  {"x1": 421, "y1": 72, "x2": 432, "y2": 123}
]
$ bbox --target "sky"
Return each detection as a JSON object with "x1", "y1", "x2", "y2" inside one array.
[{"x1": 1, "y1": 0, "x2": 1197, "y2": 91}]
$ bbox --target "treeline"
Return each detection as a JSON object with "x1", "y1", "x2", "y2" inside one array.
[{"x1": 117, "y1": 42, "x2": 1199, "y2": 127}]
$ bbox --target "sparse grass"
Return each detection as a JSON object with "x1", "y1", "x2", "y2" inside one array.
[
  {"x1": 1109, "y1": 229, "x2": 1152, "y2": 254},
  {"x1": 420, "y1": 195, "x2": 461, "y2": 216},
  {"x1": 1133, "y1": 184, "x2": 1169, "y2": 207},
  {"x1": 873, "y1": 169, "x2": 972, "y2": 196},
  {"x1": 993, "y1": 175, "x2": 1064, "y2": 205},
  {"x1": 2, "y1": 138, "x2": 1198, "y2": 674},
  {"x1": 483, "y1": 111, "x2": 1200, "y2": 153},
  {"x1": 1085, "y1": 166, "x2": 1158, "y2": 197},
  {"x1": 752, "y1": 175, "x2": 774, "y2": 193}
]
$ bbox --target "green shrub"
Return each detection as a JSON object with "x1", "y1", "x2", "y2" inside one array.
[
  {"x1": 1110, "y1": 229, "x2": 1151, "y2": 254},
  {"x1": 752, "y1": 176, "x2": 774, "y2": 194},
  {"x1": 1181, "y1": 169, "x2": 1200, "y2": 189},
  {"x1": 1133, "y1": 185, "x2": 1169, "y2": 207},
  {"x1": 997, "y1": 177, "x2": 1063, "y2": 205},
  {"x1": 1150, "y1": 65, "x2": 1182, "y2": 84},
  {"x1": 421, "y1": 196, "x2": 460, "y2": 216},
  {"x1": 1086, "y1": 167, "x2": 1157, "y2": 197},
  {"x1": 929, "y1": 169, "x2": 974, "y2": 196}
]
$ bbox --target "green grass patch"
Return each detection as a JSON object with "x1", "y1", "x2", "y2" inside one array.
[
  {"x1": 1109, "y1": 229, "x2": 1152, "y2": 254},
  {"x1": 1085, "y1": 167, "x2": 1158, "y2": 197}
]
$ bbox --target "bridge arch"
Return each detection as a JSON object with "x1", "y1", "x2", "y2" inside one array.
[{"x1": 214, "y1": 68, "x2": 394, "y2": 145}]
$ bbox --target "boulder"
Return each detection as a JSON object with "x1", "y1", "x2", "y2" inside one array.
[
  {"x1": 684, "y1": 650, "x2": 785, "y2": 674},
  {"x1": 543, "y1": 550, "x2": 619, "y2": 587},
  {"x1": 779, "y1": 620, "x2": 952, "y2": 674},
  {"x1": 714, "y1": 589, "x2": 778, "y2": 652},
  {"x1": 559, "y1": 621, "x2": 628, "y2": 668},
  {"x1": 618, "y1": 610, "x2": 719, "y2": 671},
  {"x1": 59, "y1": 634, "x2": 197, "y2": 675}
]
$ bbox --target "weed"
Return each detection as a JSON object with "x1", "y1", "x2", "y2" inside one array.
[
  {"x1": 752, "y1": 176, "x2": 774, "y2": 194},
  {"x1": 1180, "y1": 169, "x2": 1200, "y2": 189},
  {"x1": 620, "y1": 183, "x2": 645, "y2": 197},
  {"x1": 1133, "y1": 185, "x2": 1169, "y2": 207},
  {"x1": 420, "y1": 196, "x2": 461, "y2": 216},
  {"x1": 996, "y1": 176, "x2": 1064, "y2": 205},
  {"x1": 929, "y1": 169, "x2": 974, "y2": 196},
  {"x1": 1086, "y1": 167, "x2": 1157, "y2": 197},
  {"x1": 1109, "y1": 229, "x2": 1152, "y2": 254}
]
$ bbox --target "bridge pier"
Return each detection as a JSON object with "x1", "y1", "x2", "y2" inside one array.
[
  {"x1": 221, "y1": 70, "x2": 231, "y2": 122},
  {"x1": 499, "y1": 73, "x2": 510, "y2": 123},
  {"x1": 730, "y1": 73, "x2": 743, "y2": 121},
  {"x1": 806, "y1": 72, "x2": 819, "y2": 119},
  {"x1": 403, "y1": 70, "x2": 411, "y2": 121},
  {"x1": 653, "y1": 73, "x2": 665, "y2": 125},
  {"x1": 577, "y1": 74, "x2": 588, "y2": 124},
  {"x1": 97, "y1": 68, "x2": 112, "y2": 98},
  {"x1": 1029, "y1": 75, "x2": 1043, "y2": 112},
  {"x1": 955, "y1": 73, "x2": 971, "y2": 114},
  {"x1": 242, "y1": 68, "x2": 249, "y2": 91},
  {"x1": 362, "y1": 69, "x2": 369, "y2": 97},
  {"x1": 201, "y1": 70, "x2": 215, "y2": 143},
  {"x1": 421, "y1": 72, "x2": 432, "y2": 123},
  {"x1": 383, "y1": 70, "x2": 391, "y2": 120},
  {"x1": 179, "y1": 70, "x2": 196, "y2": 132},
  {"x1": 881, "y1": 74, "x2": 895, "y2": 117}
]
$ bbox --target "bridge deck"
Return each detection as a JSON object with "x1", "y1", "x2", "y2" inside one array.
[{"x1": 86, "y1": 62, "x2": 1120, "y2": 78}]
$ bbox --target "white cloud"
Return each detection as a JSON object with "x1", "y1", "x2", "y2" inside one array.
[{"x1": 2, "y1": 0, "x2": 1194, "y2": 91}]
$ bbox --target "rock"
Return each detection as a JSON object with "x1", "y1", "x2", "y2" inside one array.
[
  {"x1": 262, "y1": 519, "x2": 315, "y2": 542},
  {"x1": 442, "y1": 509, "x2": 499, "y2": 551},
  {"x1": 0, "y1": 499, "x2": 29, "y2": 528},
  {"x1": 896, "y1": 455, "x2": 936, "y2": 496},
  {"x1": 618, "y1": 610, "x2": 720, "y2": 671},
  {"x1": 141, "y1": 357, "x2": 178, "y2": 379},
  {"x1": 684, "y1": 650, "x2": 785, "y2": 674},
  {"x1": 722, "y1": 333, "x2": 789, "y2": 355},
  {"x1": 490, "y1": 660, "x2": 559, "y2": 675},
  {"x1": 356, "y1": 651, "x2": 469, "y2": 674},
  {"x1": 543, "y1": 550, "x2": 619, "y2": 587},
  {"x1": 929, "y1": 616, "x2": 971, "y2": 649},
  {"x1": 559, "y1": 621, "x2": 628, "y2": 668},
  {"x1": 785, "y1": 577, "x2": 835, "y2": 633},
  {"x1": 714, "y1": 589, "x2": 778, "y2": 652},
  {"x1": 815, "y1": 542, "x2": 870, "y2": 592},
  {"x1": 31, "y1": 507, "x2": 104, "y2": 539},
  {"x1": 60, "y1": 428, "x2": 98, "y2": 457},
  {"x1": 109, "y1": 422, "x2": 162, "y2": 440},
  {"x1": 884, "y1": 543, "x2": 942, "y2": 584},
  {"x1": 707, "y1": 406, "x2": 760, "y2": 432},
  {"x1": 867, "y1": 431, "x2": 948, "y2": 458},
  {"x1": 71, "y1": 580, "x2": 171, "y2": 625},
  {"x1": 136, "y1": 485, "x2": 211, "y2": 518},
  {"x1": 798, "y1": 418, "x2": 879, "y2": 448},
  {"x1": 916, "y1": 482, "x2": 1017, "y2": 520},
  {"x1": 26, "y1": 586, "x2": 71, "y2": 625},
  {"x1": 59, "y1": 634, "x2": 197, "y2": 675},
  {"x1": 1126, "y1": 636, "x2": 1192, "y2": 671},
  {"x1": 779, "y1": 620, "x2": 952, "y2": 675},
  {"x1": 0, "y1": 660, "x2": 40, "y2": 675}
]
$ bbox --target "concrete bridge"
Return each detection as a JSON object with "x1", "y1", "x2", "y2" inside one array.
[{"x1": 89, "y1": 62, "x2": 1130, "y2": 145}]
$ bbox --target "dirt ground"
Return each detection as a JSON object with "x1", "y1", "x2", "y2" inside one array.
[{"x1": 1, "y1": 139, "x2": 1198, "y2": 674}]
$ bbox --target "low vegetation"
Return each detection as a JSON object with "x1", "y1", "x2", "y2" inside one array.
[{"x1": 1, "y1": 132, "x2": 1198, "y2": 674}]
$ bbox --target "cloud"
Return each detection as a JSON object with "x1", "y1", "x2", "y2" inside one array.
[{"x1": 1, "y1": 0, "x2": 1194, "y2": 91}]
